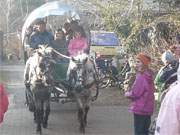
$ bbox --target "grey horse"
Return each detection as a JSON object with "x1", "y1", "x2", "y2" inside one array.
[
  {"x1": 68, "y1": 53, "x2": 99, "y2": 133},
  {"x1": 24, "y1": 46, "x2": 55, "y2": 134}
]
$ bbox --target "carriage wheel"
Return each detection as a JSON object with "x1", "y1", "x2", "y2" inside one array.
[
  {"x1": 98, "y1": 76, "x2": 111, "y2": 89},
  {"x1": 90, "y1": 84, "x2": 99, "y2": 101}
]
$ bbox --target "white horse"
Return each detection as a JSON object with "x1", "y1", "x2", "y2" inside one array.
[
  {"x1": 68, "y1": 53, "x2": 99, "y2": 133},
  {"x1": 24, "y1": 46, "x2": 55, "y2": 134}
]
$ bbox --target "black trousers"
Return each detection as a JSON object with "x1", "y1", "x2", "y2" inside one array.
[{"x1": 134, "y1": 113, "x2": 151, "y2": 135}]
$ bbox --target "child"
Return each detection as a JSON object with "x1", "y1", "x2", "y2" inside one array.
[
  {"x1": 125, "y1": 53, "x2": 155, "y2": 135},
  {"x1": 0, "y1": 83, "x2": 9, "y2": 124},
  {"x1": 67, "y1": 26, "x2": 88, "y2": 57},
  {"x1": 66, "y1": 26, "x2": 88, "y2": 80}
]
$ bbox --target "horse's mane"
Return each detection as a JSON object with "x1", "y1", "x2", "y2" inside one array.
[{"x1": 72, "y1": 53, "x2": 89, "y2": 61}]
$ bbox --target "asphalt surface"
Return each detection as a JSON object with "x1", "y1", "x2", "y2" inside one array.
[{"x1": 0, "y1": 64, "x2": 133, "y2": 135}]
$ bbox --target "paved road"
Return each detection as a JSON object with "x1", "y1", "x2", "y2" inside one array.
[{"x1": 0, "y1": 64, "x2": 133, "y2": 135}]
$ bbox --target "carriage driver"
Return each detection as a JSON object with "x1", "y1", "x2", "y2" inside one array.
[{"x1": 29, "y1": 19, "x2": 54, "y2": 50}]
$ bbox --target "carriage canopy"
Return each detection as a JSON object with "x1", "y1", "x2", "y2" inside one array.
[{"x1": 21, "y1": 1, "x2": 80, "y2": 44}]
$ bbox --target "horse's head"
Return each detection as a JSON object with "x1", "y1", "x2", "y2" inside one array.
[
  {"x1": 69, "y1": 53, "x2": 97, "y2": 90},
  {"x1": 30, "y1": 46, "x2": 55, "y2": 87},
  {"x1": 69, "y1": 53, "x2": 88, "y2": 88}
]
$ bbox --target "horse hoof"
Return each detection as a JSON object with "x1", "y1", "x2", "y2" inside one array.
[
  {"x1": 34, "y1": 119, "x2": 37, "y2": 123},
  {"x1": 29, "y1": 103, "x2": 35, "y2": 112},
  {"x1": 79, "y1": 127, "x2": 85, "y2": 134},
  {"x1": 84, "y1": 121, "x2": 87, "y2": 127},
  {"x1": 36, "y1": 130, "x2": 42, "y2": 135},
  {"x1": 43, "y1": 122, "x2": 48, "y2": 128}
]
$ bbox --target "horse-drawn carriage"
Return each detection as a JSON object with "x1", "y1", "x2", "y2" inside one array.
[{"x1": 22, "y1": 1, "x2": 99, "y2": 134}]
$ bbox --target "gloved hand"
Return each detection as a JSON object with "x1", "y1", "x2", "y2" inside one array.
[{"x1": 124, "y1": 90, "x2": 132, "y2": 98}]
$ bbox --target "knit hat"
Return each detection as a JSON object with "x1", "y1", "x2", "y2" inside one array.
[
  {"x1": 161, "y1": 51, "x2": 175, "y2": 64},
  {"x1": 136, "y1": 53, "x2": 151, "y2": 66}
]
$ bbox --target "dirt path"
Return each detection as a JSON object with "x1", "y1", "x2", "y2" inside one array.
[{"x1": 0, "y1": 64, "x2": 133, "y2": 135}]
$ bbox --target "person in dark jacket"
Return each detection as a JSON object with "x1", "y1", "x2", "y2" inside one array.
[
  {"x1": 29, "y1": 20, "x2": 54, "y2": 49},
  {"x1": 155, "y1": 51, "x2": 178, "y2": 90},
  {"x1": 52, "y1": 28, "x2": 67, "y2": 55},
  {"x1": 154, "y1": 44, "x2": 180, "y2": 135}
]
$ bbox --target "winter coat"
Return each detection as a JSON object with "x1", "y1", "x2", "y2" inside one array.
[
  {"x1": 155, "y1": 81, "x2": 180, "y2": 135},
  {"x1": 158, "y1": 60, "x2": 178, "y2": 85},
  {"x1": 29, "y1": 31, "x2": 54, "y2": 49},
  {"x1": 125, "y1": 69, "x2": 155, "y2": 115},
  {"x1": 68, "y1": 37, "x2": 88, "y2": 56},
  {"x1": 154, "y1": 68, "x2": 164, "y2": 91},
  {"x1": 51, "y1": 39, "x2": 67, "y2": 55},
  {"x1": 0, "y1": 84, "x2": 9, "y2": 123},
  {"x1": 155, "y1": 59, "x2": 180, "y2": 135}
]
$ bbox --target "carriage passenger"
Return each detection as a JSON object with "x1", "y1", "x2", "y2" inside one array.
[
  {"x1": 67, "y1": 26, "x2": 88, "y2": 56},
  {"x1": 51, "y1": 28, "x2": 67, "y2": 56},
  {"x1": 66, "y1": 26, "x2": 89, "y2": 81},
  {"x1": 63, "y1": 22, "x2": 73, "y2": 43},
  {"x1": 29, "y1": 20, "x2": 54, "y2": 50},
  {"x1": 51, "y1": 29, "x2": 69, "y2": 81},
  {"x1": 63, "y1": 20, "x2": 86, "y2": 45}
]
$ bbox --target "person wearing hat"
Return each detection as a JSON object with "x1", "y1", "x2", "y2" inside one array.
[
  {"x1": 154, "y1": 50, "x2": 178, "y2": 109},
  {"x1": 125, "y1": 52, "x2": 155, "y2": 135},
  {"x1": 155, "y1": 58, "x2": 180, "y2": 135},
  {"x1": 67, "y1": 25, "x2": 88, "y2": 56},
  {"x1": 29, "y1": 20, "x2": 54, "y2": 50},
  {"x1": 154, "y1": 51, "x2": 178, "y2": 93},
  {"x1": 161, "y1": 50, "x2": 176, "y2": 65}
]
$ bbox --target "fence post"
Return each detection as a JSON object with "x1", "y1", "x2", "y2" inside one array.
[{"x1": 0, "y1": 31, "x2": 4, "y2": 62}]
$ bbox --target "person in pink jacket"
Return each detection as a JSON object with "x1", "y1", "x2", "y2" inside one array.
[
  {"x1": 155, "y1": 58, "x2": 180, "y2": 135},
  {"x1": 125, "y1": 53, "x2": 155, "y2": 135},
  {"x1": 67, "y1": 26, "x2": 88, "y2": 56},
  {"x1": 0, "y1": 83, "x2": 9, "y2": 124},
  {"x1": 66, "y1": 26, "x2": 88, "y2": 80}
]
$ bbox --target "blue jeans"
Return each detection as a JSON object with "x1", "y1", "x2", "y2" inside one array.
[{"x1": 134, "y1": 114, "x2": 151, "y2": 135}]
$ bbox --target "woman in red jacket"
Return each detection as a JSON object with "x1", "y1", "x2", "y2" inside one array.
[{"x1": 0, "y1": 83, "x2": 9, "y2": 124}]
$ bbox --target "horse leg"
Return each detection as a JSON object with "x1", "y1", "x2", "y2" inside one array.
[
  {"x1": 43, "y1": 99, "x2": 50, "y2": 128},
  {"x1": 26, "y1": 86, "x2": 35, "y2": 112},
  {"x1": 25, "y1": 88, "x2": 29, "y2": 106},
  {"x1": 78, "y1": 108, "x2": 85, "y2": 133},
  {"x1": 77, "y1": 98, "x2": 85, "y2": 133},
  {"x1": 77, "y1": 92, "x2": 90, "y2": 133},
  {"x1": 34, "y1": 111, "x2": 37, "y2": 123},
  {"x1": 35, "y1": 100, "x2": 43, "y2": 134},
  {"x1": 84, "y1": 90, "x2": 91, "y2": 127},
  {"x1": 84, "y1": 105, "x2": 89, "y2": 127}
]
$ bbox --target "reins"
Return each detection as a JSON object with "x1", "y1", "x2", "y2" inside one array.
[{"x1": 52, "y1": 48, "x2": 71, "y2": 59}]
